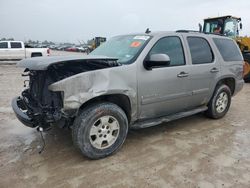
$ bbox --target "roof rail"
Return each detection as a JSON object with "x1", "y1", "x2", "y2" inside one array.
[
  {"x1": 176, "y1": 30, "x2": 225, "y2": 37},
  {"x1": 176, "y1": 30, "x2": 201, "y2": 33}
]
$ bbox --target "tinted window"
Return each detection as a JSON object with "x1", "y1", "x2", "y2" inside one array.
[
  {"x1": 149, "y1": 36, "x2": 185, "y2": 66},
  {"x1": 213, "y1": 38, "x2": 242, "y2": 61},
  {"x1": 0, "y1": 42, "x2": 8, "y2": 48},
  {"x1": 187, "y1": 37, "x2": 214, "y2": 64},
  {"x1": 10, "y1": 42, "x2": 22, "y2": 48}
]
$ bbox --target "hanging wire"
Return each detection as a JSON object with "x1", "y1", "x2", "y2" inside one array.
[{"x1": 38, "y1": 130, "x2": 45, "y2": 154}]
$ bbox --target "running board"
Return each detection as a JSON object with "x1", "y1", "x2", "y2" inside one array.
[{"x1": 131, "y1": 106, "x2": 208, "y2": 129}]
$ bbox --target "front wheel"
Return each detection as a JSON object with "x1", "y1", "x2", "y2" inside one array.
[
  {"x1": 72, "y1": 102, "x2": 128, "y2": 159},
  {"x1": 205, "y1": 84, "x2": 231, "y2": 119}
]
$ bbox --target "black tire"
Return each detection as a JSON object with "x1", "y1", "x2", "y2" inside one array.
[
  {"x1": 243, "y1": 53, "x2": 250, "y2": 82},
  {"x1": 205, "y1": 84, "x2": 231, "y2": 119},
  {"x1": 72, "y1": 102, "x2": 128, "y2": 159}
]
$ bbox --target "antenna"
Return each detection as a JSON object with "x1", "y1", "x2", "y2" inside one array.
[{"x1": 199, "y1": 23, "x2": 202, "y2": 32}]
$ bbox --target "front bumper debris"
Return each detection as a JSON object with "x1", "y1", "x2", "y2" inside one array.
[{"x1": 11, "y1": 96, "x2": 36, "y2": 128}]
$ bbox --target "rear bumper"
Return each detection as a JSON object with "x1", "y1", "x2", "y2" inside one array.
[
  {"x1": 11, "y1": 96, "x2": 36, "y2": 128},
  {"x1": 234, "y1": 79, "x2": 244, "y2": 96}
]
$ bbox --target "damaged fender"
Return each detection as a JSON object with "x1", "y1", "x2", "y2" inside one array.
[{"x1": 48, "y1": 65, "x2": 137, "y2": 121}]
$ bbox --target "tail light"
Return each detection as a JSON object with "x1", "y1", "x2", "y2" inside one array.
[{"x1": 47, "y1": 48, "x2": 50, "y2": 56}]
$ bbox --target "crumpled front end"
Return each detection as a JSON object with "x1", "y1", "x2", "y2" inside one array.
[
  {"x1": 12, "y1": 56, "x2": 125, "y2": 129},
  {"x1": 12, "y1": 69, "x2": 64, "y2": 129}
]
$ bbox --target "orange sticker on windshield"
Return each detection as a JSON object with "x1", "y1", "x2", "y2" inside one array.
[{"x1": 130, "y1": 41, "x2": 141, "y2": 48}]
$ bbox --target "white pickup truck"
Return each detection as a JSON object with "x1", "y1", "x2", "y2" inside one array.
[{"x1": 0, "y1": 41, "x2": 50, "y2": 60}]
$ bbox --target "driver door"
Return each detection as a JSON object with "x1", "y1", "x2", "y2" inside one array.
[{"x1": 137, "y1": 35, "x2": 190, "y2": 119}]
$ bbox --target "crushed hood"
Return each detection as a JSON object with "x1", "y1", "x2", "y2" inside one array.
[{"x1": 17, "y1": 55, "x2": 118, "y2": 70}]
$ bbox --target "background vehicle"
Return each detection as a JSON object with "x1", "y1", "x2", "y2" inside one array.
[
  {"x1": 88, "y1": 37, "x2": 106, "y2": 52},
  {"x1": 12, "y1": 32, "x2": 244, "y2": 159},
  {"x1": 0, "y1": 41, "x2": 50, "y2": 60},
  {"x1": 64, "y1": 45, "x2": 89, "y2": 53},
  {"x1": 65, "y1": 46, "x2": 79, "y2": 52},
  {"x1": 202, "y1": 15, "x2": 250, "y2": 82}
]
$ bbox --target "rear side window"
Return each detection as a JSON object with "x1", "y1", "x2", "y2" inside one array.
[
  {"x1": 187, "y1": 37, "x2": 214, "y2": 64},
  {"x1": 213, "y1": 38, "x2": 242, "y2": 61},
  {"x1": 0, "y1": 42, "x2": 8, "y2": 48},
  {"x1": 10, "y1": 42, "x2": 22, "y2": 48},
  {"x1": 149, "y1": 36, "x2": 185, "y2": 66}
]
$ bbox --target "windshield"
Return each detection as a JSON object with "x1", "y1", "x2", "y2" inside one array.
[
  {"x1": 90, "y1": 35, "x2": 151, "y2": 64},
  {"x1": 224, "y1": 18, "x2": 238, "y2": 38}
]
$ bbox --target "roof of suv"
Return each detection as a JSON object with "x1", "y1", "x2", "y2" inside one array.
[{"x1": 129, "y1": 31, "x2": 231, "y2": 40}]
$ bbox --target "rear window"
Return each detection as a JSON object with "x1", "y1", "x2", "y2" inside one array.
[
  {"x1": 0, "y1": 42, "x2": 8, "y2": 48},
  {"x1": 10, "y1": 42, "x2": 22, "y2": 48},
  {"x1": 187, "y1": 37, "x2": 214, "y2": 64},
  {"x1": 213, "y1": 38, "x2": 242, "y2": 61}
]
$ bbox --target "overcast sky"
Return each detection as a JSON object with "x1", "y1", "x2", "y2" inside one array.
[{"x1": 0, "y1": 0, "x2": 249, "y2": 43}]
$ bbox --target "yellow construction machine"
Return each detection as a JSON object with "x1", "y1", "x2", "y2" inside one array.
[
  {"x1": 202, "y1": 15, "x2": 250, "y2": 82},
  {"x1": 89, "y1": 37, "x2": 106, "y2": 52}
]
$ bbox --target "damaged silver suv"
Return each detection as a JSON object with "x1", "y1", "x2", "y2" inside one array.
[{"x1": 12, "y1": 31, "x2": 244, "y2": 159}]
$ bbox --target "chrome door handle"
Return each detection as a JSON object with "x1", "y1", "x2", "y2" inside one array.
[
  {"x1": 210, "y1": 67, "x2": 219, "y2": 73},
  {"x1": 177, "y1": 72, "x2": 189, "y2": 78}
]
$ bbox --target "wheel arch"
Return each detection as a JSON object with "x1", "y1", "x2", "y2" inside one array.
[
  {"x1": 78, "y1": 94, "x2": 132, "y2": 123},
  {"x1": 215, "y1": 77, "x2": 236, "y2": 95}
]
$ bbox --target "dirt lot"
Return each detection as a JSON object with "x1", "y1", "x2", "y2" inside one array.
[{"x1": 0, "y1": 53, "x2": 250, "y2": 188}]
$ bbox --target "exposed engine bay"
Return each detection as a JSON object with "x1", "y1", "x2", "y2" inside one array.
[{"x1": 15, "y1": 59, "x2": 120, "y2": 129}]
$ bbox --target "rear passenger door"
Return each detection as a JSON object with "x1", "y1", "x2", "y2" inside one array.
[{"x1": 185, "y1": 36, "x2": 220, "y2": 109}]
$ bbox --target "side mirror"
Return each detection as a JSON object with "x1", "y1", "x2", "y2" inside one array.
[
  {"x1": 240, "y1": 23, "x2": 243, "y2": 30},
  {"x1": 144, "y1": 54, "x2": 170, "y2": 70}
]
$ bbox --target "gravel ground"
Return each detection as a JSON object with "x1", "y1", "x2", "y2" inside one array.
[{"x1": 0, "y1": 52, "x2": 250, "y2": 188}]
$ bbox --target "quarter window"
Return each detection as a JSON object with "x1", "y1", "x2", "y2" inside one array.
[
  {"x1": 187, "y1": 37, "x2": 214, "y2": 64},
  {"x1": 213, "y1": 38, "x2": 242, "y2": 61},
  {"x1": 149, "y1": 36, "x2": 185, "y2": 66},
  {"x1": 10, "y1": 42, "x2": 22, "y2": 48},
  {"x1": 0, "y1": 42, "x2": 8, "y2": 48}
]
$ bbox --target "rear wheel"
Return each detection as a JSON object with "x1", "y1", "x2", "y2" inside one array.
[
  {"x1": 205, "y1": 84, "x2": 231, "y2": 119},
  {"x1": 72, "y1": 102, "x2": 128, "y2": 159}
]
